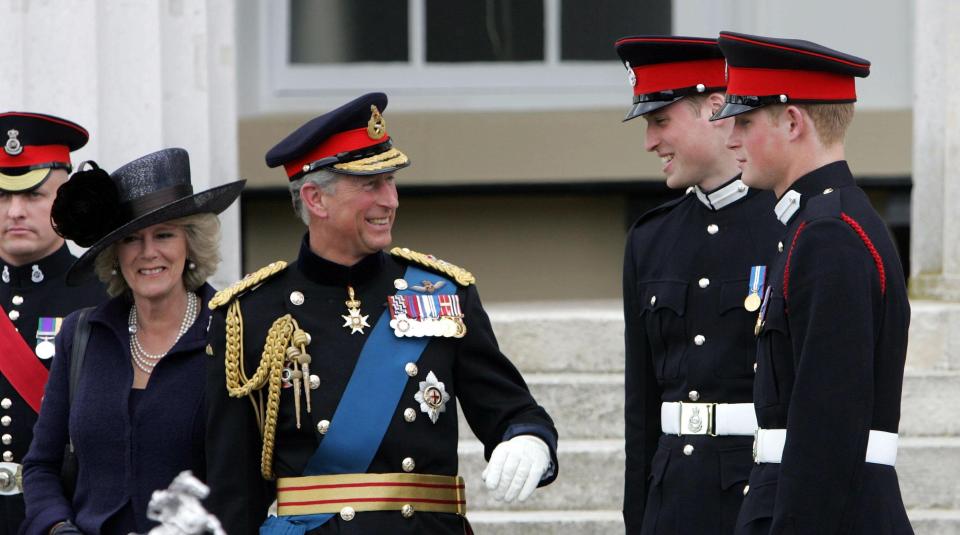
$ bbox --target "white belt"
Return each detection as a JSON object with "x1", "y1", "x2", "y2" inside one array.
[
  {"x1": 661, "y1": 402, "x2": 758, "y2": 436},
  {"x1": 753, "y1": 429, "x2": 898, "y2": 466},
  {"x1": 0, "y1": 462, "x2": 21, "y2": 496}
]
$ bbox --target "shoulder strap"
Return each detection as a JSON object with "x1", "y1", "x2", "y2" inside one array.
[{"x1": 69, "y1": 307, "x2": 95, "y2": 407}]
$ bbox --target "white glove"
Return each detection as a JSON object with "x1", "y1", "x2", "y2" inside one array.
[{"x1": 481, "y1": 435, "x2": 551, "y2": 503}]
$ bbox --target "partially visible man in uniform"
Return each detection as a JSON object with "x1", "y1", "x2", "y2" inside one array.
[
  {"x1": 0, "y1": 112, "x2": 106, "y2": 533},
  {"x1": 616, "y1": 36, "x2": 781, "y2": 534},
  {"x1": 205, "y1": 93, "x2": 558, "y2": 534},
  {"x1": 713, "y1": 32, "x2": 912, "y2": 534}
]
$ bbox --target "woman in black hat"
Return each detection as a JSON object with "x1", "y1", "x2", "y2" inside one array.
[{"x1": 18, "y1": 148, "x2": 243, "y2": 535}]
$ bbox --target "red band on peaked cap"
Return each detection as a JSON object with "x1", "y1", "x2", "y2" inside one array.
[
  {"x1": 0, "y1": 144, "x2": 71, "y2": 169},
  {"x1": 283, "y1": 127, "x2": 391, "y2": 178},
  {"x1": 632, "y1": 59, "x2": 726, "y2": 96},
  {"x1": 726, "y1": 66, "x2": 857, "y2": 101}
]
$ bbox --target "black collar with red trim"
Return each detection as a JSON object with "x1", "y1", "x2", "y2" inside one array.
[{"x1": 775, "y1": 160, "x2": 854, "y2": 225}]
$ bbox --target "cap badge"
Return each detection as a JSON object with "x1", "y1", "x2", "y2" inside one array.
[
  {"x1": 4, "y1": 130, "x2": 23, "y2": 156},
  {"x1": 625, "y1": 61, "x2": 636, "y2": 87},
  {"x1": 367, "y1": 105, "x2": 386, "y2": 140}
]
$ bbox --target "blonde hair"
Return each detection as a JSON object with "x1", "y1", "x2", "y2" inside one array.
[
  {"x1": 94, "y1": 213, "x2": 222, "y2": 297},
  {"x1": 766, "y1": 103, "x2": 854, "y2": 146}
]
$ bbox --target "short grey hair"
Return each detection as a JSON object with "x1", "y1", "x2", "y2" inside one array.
[
  {"x1": 289, "y1": 169, "x2": 341, "y2": 225},
  {"x1": 93, "y1": 213, "x2": 222, "y2": 297}
]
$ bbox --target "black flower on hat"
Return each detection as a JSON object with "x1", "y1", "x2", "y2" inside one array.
[{"x1": 51, "y1": 161, "x2": 122, "y2": 247}]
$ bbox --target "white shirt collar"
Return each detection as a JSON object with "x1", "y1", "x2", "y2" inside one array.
[
  {"x1": 694, "y1": 179, "x2": 750, "y2": 211},
  {"x1": 774, "y1": 190, "x2": 802, "y2": 225}
]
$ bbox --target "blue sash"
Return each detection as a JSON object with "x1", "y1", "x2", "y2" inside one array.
[{"x1": 261, "y1": 266, "x2": 455, "y2": 534}]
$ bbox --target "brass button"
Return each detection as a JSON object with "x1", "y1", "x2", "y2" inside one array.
[
  {"x1": 7, "y1": 310, "x2": 18, "y2": 321},
  {"x1": 698, "y1": 278, "x2": 710, "y2": 289},
  {"x1": 317, "y1": 420, "x2": 330, "y2": 434},
  {"x1": 743, "y1": 484, "x2": 750, "y2": 496},
  {"x1": 404, "y1": 362, "x2": 419, "y2": 377},
  {"x1": 0, "y1": 434, "x2": 10, "y2": 446},
  {"x1": 688, "y1": 391, "x2": 700, "y2": 402},
  {"x1": 694, "y1": 335, "x2": 706, "y2": 346},
  {"x1": 339, "y1": 506, "x2": 355, "y2": 521},
  {"x1": 289, "y1": 291, "x2": 305, "y2": 306},
  {"x1": 205, "y1": 344, "x2": 214, "y2": 356},
  {"x1": 823, "y1": 188, "x2": 834, "y2": 195},
  {"x1": 707, "y1": 224, "x2": 719, "y2": 235},
  {"x1": 401, "y1": 504, "x2": 415, "y2": 518},
  {"x1": 401, "y1": 457, "x2": 416, "y2": 472},
  {"x1": 309, "y1": 375, "x2": 321, "y2": 390},
  {"x1": 1, "y1": 416, "x2": 10, "y2": 427},
  {"x1": 778, "y1": 241, "x2": 784, "y2": 253},
  {"x1": 649, "y1": 296, "x2": 657, "y2": 306},
  {"x1": 1, "y1": 451, "x2": 11, "y2": 462},
  {"x1": 753, "y1": 362, "x2": 758, "y2": 373},
  {"x1": 683, "y1": 444, "x2": 694, "y2": 456},
  {"x1": 403, "y1": 408, "x2": 417, "y2": 422},
  {"x1": 0, "y1": 399, "x2": 11, "y2": 410},
  {"x1": 394, "y1": 279, "x2": 408, "y2": 290},
  {"x1": 11, "y1": 296, "x2": 22, "y2": 306}
]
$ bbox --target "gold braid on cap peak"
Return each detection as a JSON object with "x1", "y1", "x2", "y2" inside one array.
[
  {"x1": 389, "y1": 247, "x2": 475, "y2": 286},
  {"x1": 209, "y1": 261, "x2": 288, "y2": 311}
]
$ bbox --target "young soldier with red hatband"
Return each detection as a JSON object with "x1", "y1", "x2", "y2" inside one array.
[
  {"x1": 713, "y1": 31, "x2": 913, "y2": 534},
  {"x1": 616, "y1": 36, "x2": 780, "y2": 534}
]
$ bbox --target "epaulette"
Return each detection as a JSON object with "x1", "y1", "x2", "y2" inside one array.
[
  {"x1": 801, "y1": 187, "x2": 842, "y2": 222},
  {"x1": 390, "y1": 247, "x2": 475, "y2": 286},
  {"x1": 628, "y1": 190, "x2": 694, "y2": 232},
  {"x1": 208, "y1": 261, "x2": 288, "y2": 310}
]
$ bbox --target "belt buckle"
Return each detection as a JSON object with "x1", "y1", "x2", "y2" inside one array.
[
  {"x1": 752, "y1": 429, "x2": 761, "y2": 464},
  {"x1": 678, "y1": 402, "x2": 715, "y2": 436},
  {"x1": 0, "y1": 462, "x2": 21, "y2": 495}
]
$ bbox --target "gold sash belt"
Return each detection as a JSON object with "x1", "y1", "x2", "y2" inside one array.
[{"x1": 276, "y1": 473, "x2": 466, "y2": 516}]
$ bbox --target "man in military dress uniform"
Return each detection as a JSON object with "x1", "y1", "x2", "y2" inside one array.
[
  {"x1": 616, "y1": 36, "x2": 781, "y2": 534},
  {"x1": 0, "y1": 112, "x2": 106, "y2": 533},
  {"x1": 205, "y1": 93, "x2": 558, "y2": 534},
  {"x1": 712, "y1": 32, "x2": 912, "y2": 534}
]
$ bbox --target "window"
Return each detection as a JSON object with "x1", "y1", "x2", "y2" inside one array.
[{"x1": 264, "y1": 0, "x2": 671, "y2": 110}]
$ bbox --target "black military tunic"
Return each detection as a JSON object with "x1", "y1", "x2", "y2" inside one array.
[
  {"x1": 735, "y1": 161, "x2": 912, "y2": 534},
  {"x1": 0, "y1": 244, "x2": 105, "y2": 533},
  {"x1": 623, "y1": 178, "x2": 780, "y2": 534},
  {"x1": 206, "y1": 237, "x2": 558, "y2": 534}
]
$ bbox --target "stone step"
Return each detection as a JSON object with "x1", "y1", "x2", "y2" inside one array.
[
  {"x1": 486, "y1": 299, "x2": 958, "y2": 373},
  {"x1": 457, "y1": 370, "x2": 960, "y2": 440},
  {"x1": 467, "y1": 510, "x2": 623, "y2": 535},
  {"x1": 464, "y1": 509, "x2": 960, "y2": 535},
  {"x1": 455, "y1": 437, "x2": 960, "y2": 512},
  {"x1": 908, "y1": 509, "x2": 960, "y2": 535},
  {"x1": 487, "y1": 300, "x2": 624, "y2": 374}
]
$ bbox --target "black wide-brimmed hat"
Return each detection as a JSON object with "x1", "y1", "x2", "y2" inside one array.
[{"x1": 53, "y1": 148, "x2": 245, "y2": 285}]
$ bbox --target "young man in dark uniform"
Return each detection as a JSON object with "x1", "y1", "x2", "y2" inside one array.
[
  {"x1": 713, "y1": 32, "x2": 912, "y2": 534},
  {"x1": 205, "y1": 93, "x2": 558, "y2": 534},
  {"x1": 617, "y1": 36, "x2": 781, "y2": 534},
  {"x1": 0, "y1": 112, "x2": 106, "y2": 533}
]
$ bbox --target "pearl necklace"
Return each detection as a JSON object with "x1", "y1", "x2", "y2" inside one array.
[{"x1": 128, "y1": 292, "x2": 199, "y2": 374}]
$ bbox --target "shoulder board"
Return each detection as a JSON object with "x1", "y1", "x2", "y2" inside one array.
[
  {"x1": 802, "y1": 188, "x2": 842, "y2": 221},
  {"x1": 208, "y1": 261, "x2": 288, "y2": 311},
  {"x1": 628, "y1": 191, "x2": 693, "y2": 232},
  {"x1": 389, "y1": 247, "x2": 475, "y2": 286}
]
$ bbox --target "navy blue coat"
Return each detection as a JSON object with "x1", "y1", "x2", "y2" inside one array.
[
  {"x1": 735, "y1": 161, "x2": 912, "y2": 534},
  {"x1": 20, "y1": 285, "x2": 212, "y2": 535},
  {"x1": 623, "y1": 179, "x2": 781, "y2": 534}
]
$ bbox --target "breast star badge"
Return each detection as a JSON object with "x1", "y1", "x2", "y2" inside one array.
[{"x1": 414, "y1": 371, "x2": 450, "y2": 424}]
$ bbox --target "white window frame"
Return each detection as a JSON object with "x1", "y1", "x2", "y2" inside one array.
[{"x1": 260, "y1": 0, "x2": 630, "y2": 111}]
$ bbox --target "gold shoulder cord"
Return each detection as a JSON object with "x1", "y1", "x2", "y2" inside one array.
[
  {"x1": 389, "y1": 247, "x2": 476, "y2": 286},
  {"x1": 213, "y1": 261, "x2": 313, "y2": 480}
]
